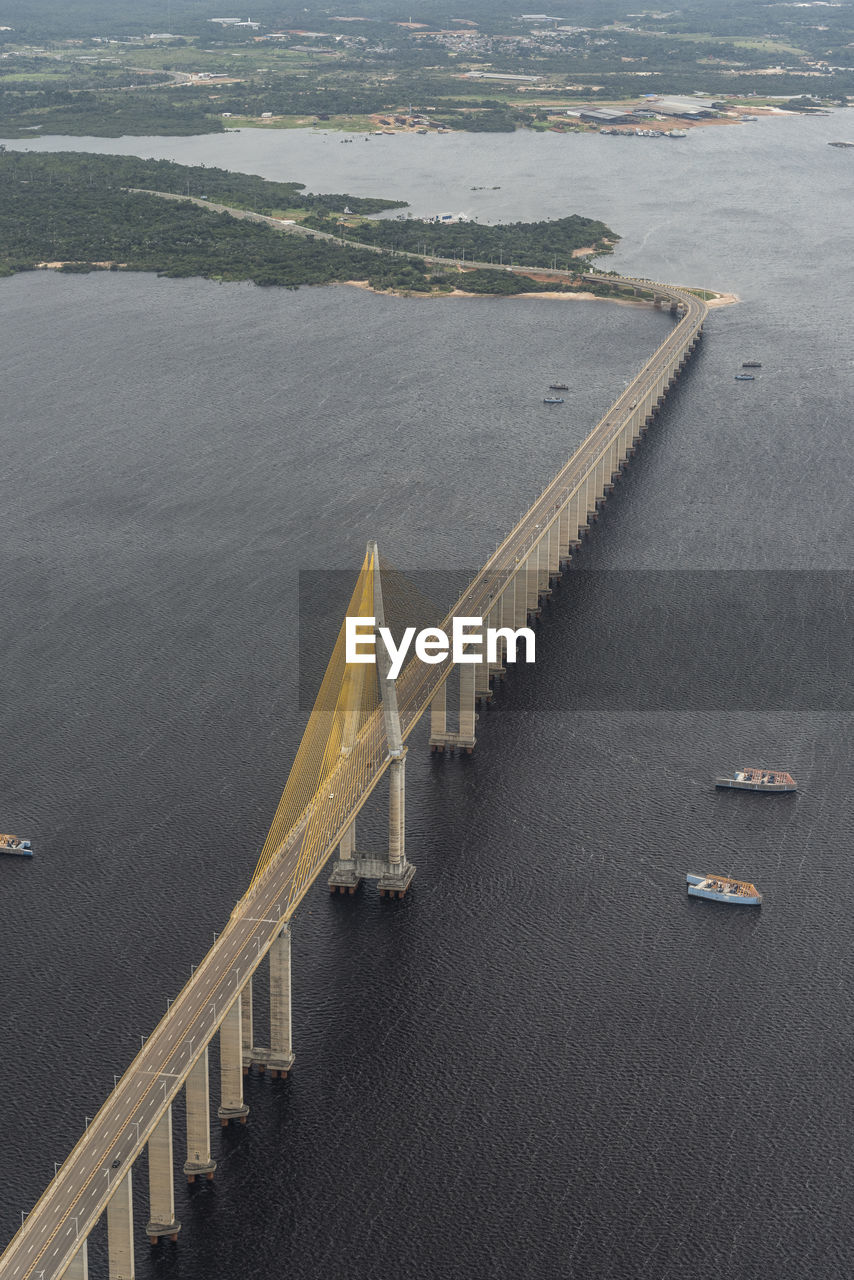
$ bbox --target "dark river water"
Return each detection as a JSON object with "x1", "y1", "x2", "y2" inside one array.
[{"x1": 2, "y1": 112, "x2": 854, "y2": 1279}]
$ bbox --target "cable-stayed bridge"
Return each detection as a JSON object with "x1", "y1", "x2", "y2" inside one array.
[{"x1": 0, "y1": 275, "x2": 706, "y2": 1280}]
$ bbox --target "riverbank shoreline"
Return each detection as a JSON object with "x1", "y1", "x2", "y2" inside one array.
[
  {"x1": 22, "y1": 263, "x2": 735, "y2": 307},
  {"x1": 344, "y1": 279, "x2": 738, "y2": 306}
]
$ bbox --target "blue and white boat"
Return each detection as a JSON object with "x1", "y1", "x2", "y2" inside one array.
[
  {"x1": 687, "y1": 873, "x2": 761, "y2": 905},
  {"x1": 0, "y1": 835, "x2": 33, "y2": 857}
]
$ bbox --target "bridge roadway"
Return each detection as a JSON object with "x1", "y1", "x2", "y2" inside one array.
[{"x1": 0, "y1": 274, "x2": 706, "y2": 1280}]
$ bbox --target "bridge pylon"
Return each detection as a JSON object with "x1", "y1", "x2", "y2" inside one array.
[{"x1": 328, "y1": 541, "x2": 416, "y2": 899}]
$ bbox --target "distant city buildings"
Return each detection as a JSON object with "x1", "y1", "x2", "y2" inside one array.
[
  {"x1": 575, "y1": 106, "x2": 639, "y2": 124},
  {"x1": 643, "y1": 96, "x2": 723, "y2": 117},
  {"x1": 209, "y1": 16, "x2": 260, "y2": 28},
  {"x1": 465, "y1": 70, "x2": 541, "y2": 82}
]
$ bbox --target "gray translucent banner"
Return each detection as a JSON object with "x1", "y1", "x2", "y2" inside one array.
[{"x1": 299, "y1": 570, "x2": 854, "y2": 711}]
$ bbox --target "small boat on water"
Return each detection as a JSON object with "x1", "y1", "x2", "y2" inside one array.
[
  {"x1": 0, "y1": 834, "x2": 33, "y2": 857},
  {"x1": 549, "y1": 383, "x2": 569, "y2": 391},
  {"x1": 828, "y1": 141, "x2": 854, "y2": 148},
  {"x1": 742, "y1": 361, "x2": 762, "y2": 368},
  {"x1": 716, "y1": 768, "x2": 796, "y2": 792},
  {"x1": 543, "y1": 396, "x2": 564, "y2": 404},
  {"x1": 734, "y1": 373, "x2": 755, "y2": 381},
  {"x1": 687, "y1": 873, "x2": 762, "y2": 906}
]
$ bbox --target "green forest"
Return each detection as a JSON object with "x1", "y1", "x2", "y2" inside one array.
[
  {"x1": 0, "y1": 151, "x2": 619, "y2": 297},
  {"x1": 0, "y1": 151, "x2": 405, "y2": 216},
  {"x1": 304, "y1": 211, "x2": 616, "y2": 270}
]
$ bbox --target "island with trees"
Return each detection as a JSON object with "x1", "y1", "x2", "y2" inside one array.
[{"x1": 0, "y1": 151, "x2": 627, "y2": 298}]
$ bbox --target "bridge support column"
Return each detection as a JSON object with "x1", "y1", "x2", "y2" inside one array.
[
  {"x1": 184, "y1": 1047, "x2": 216, "y2": 1181},
  {"x1": 491, "y1": 591, "x2": 504, "y2": 686},
  {"x1": 536, "y1": 533, "x2": 550, "y2": 599},
  {"x1": 525, "y1": 553, "x2": 539, "y2": 617},
  {"x1": 66, "y1": 1239, "x2": 89, "y2": 1280},
  {"x1": 267, "y1": 925, "x2": 295, "y2": 1075},
  {"x1": 567, "y1": 486, "x2": 583, "y2": 549},
  {"x1": 368, "y1": 537, "x2": 418, "y2": 888},
  {"x1": 491, "y1": 581, "x2": 513, "y2": 678},
  {"x1": 548, "y1": 520, "x2": 561, "y2": 579},
  {"x1": 428, "y1": 682, "x2": 448, "y2": 751},
  {"x1": 146, "y1": 1105, "x2": 180, "y2": 1243},
  {"x1": 217, "y1": 997, "x2": 249, "y2": 1125},
  {"x1": 608, "y1": 437, "x2": 620, "y2": 483},
  {"x1": 241, "y1": 976, "x2": 253, "y2": 1073},
  {"x1": 107, "y1": 1168, "x2": 135, "y2": 1280},
  {"x1": 379, "y1": 750, "x2": 415, "y2": 894},
  {"x1": 327, "y1": 819, "x2": 361, "y2": 891},
  {"x1": 558, "y1": 502, "x2": 571, "y2": 564},
  {"x1": 475, "y1": 604, "x2": 494, "y2": 702},
  {"x1": 585, "y1": 472, "x2": 597, "y2": 523},
  {"x1": 597, "y1": 454, "x2": 608, "y2": 501},
  {"x1": 513, "y1": 567, "x2": 527, "y2": 628},
  {"x1": 457, "y1": 663, "x2": 477, "y2": 752}
]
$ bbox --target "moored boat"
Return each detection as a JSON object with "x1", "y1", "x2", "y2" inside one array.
[
  {"x1": 715, "y1": 768, "x2": 796, "y2": 792},
  {"x1": 549, "y1": 383, "x2": 569, "y2": 390},
  {"x1": 734, "y1": 373, "x2": 755, "y2": 380},
  {"x1": 0, "y1": 834, "x2": 33, "y2": 857},
  {"x1": 687, "y1": 873, "x2": 762, "y2": 905},
  {"x1": 742, "y1": 360, "x2": 762, "y2": 368},
  {"x1": 543, "y1": 396, "x2": 564, "y2": 404}
]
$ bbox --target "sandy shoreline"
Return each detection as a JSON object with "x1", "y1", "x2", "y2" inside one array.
[{"x1": 345, "y1": 280, "x2": 739, "y2": 306}]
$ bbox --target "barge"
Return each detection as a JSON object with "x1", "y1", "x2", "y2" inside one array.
[
  {"x1": 687, "y1": 874, "x2": 762, "y2": 905},
  {"x1": 716, "y1": 768, "x2": 796, "y2": 792}
]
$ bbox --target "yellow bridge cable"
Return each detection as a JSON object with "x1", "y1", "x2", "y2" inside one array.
[{"x1": 246, "y1": 549, "x2": 380, "y2": 893}]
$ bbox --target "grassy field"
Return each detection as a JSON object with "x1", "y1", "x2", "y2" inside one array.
[{"x1": 658, "y1": 31, "x2": 807, "y2": 56}]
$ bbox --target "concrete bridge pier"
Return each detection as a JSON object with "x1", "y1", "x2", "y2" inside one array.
[
  {"x1": 536, "y1": 532, "x2": 550, "y2": 602},
  {"x1": 217, "y1": 997, "x2": 249, "y2": 1126},
  {"x1": 428, "y1": 681, "x2": 447, "y2": 751},
  {"x1": 607, "y1": 436, "x2": 621, "y2": 486},
  {"x1": 184, "y1": 1048, "x2": 216, "y2": 1181},
  {"x1": 586, "y1": 470, "x2": 598, "y2": 525},
  {"x1": 567, "y1": 485, "x2": 584, "y2": 551},
  {"x1": 267, "y1": 925, "x2": 295, "y2": 1074},
  {"x1": 378, "y1": 749, "x2": 416, "y2": 893},
  {"x1": 66, "y1": 1239, "x2": 89, "y2": 1279},
  {"x1": 489, "y1": 589, "x2": 508, "y2": 683},
  {"x1": 521, "y1": 553, "x2": 537, "y2": 619},
  {"x1": 595, "y1": 454, "x2": 608, "y2": 508},
  {"x1": 548, "y1": 518, "x2": 561, "y2": 581},
  {"x1": 456, "y1": 665, "x2": 477, "y2": 753},
  {"x1": 513, "y1": 566, "x2": 527, "y2": 628},
  {"x1": 107, "y1": 1168, "x2": 135, "y2": 1280},
  {"x1": 558, "y1": 502, "x2": 571, "y2": 566},
  {"x1": 475, "y1": 602, "x2": 495, "y2": 703},
  {"x1": 146, "y1": 1106, "x2": 180, "y2": 1243},
  {"x1": 327, "y1": 819, "x2": 361, "y2": 890},
  {"x1": 241, "y1": 976, "x2": 254, "y2": 1072}
]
